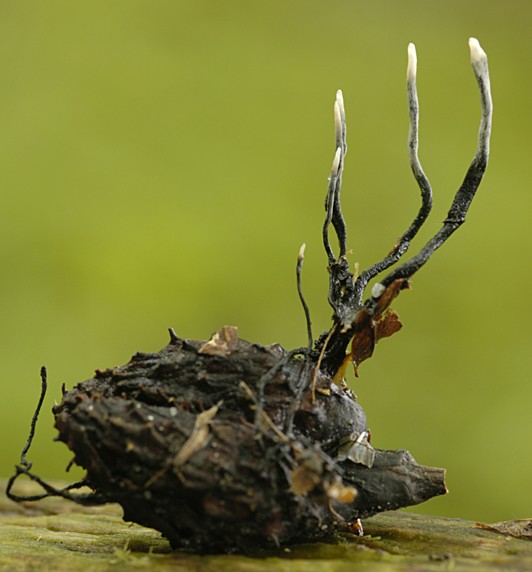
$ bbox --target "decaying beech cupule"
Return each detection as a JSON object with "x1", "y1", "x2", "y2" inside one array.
[
  {"x1": 7, "y1": 39, "x2": 492, "y2": 553},
  {"x1": 52, "y1": 328, "x2": 446, "y2": 551}
]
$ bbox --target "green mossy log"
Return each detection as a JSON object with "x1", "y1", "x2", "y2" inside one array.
[{"x1": 2, "y1": 479, "x2": 531, "y2": 572}]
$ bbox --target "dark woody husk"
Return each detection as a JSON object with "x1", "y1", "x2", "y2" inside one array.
[{"x1": 51, "y1": 328, "x2": 446, "y2": 552}]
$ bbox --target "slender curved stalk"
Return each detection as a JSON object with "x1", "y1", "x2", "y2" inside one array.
[
  {"x1": 381, "y1": 38, "x2": 492, "y2": 286},
  {"x1": 354, "y1": 43, "x2": 433, "y2": 304},
  {"x1": 323, "y1": 90, "x2": 348, "y2": 264}
]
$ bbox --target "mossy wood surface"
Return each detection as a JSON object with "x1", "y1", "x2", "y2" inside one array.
[{"x1": 2, "y1": 480, "x2": 531, "y2": 571}]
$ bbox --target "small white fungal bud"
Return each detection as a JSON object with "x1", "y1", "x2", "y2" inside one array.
[
  {"x1": 336, "y1": 89, "x2": 345, "y2": 121},
  {"x1": 469, "y1": 37, "x2": 487, "y2": 65},
  {"x1": 298, "y1": 243, "x2": 306, "y2": 262},
  {"x1": 371, "y1": 282, "x2": 385, "y2": 299},
  {"x1": 407, "y1": 43, "x2": 417, "y2": 82}
]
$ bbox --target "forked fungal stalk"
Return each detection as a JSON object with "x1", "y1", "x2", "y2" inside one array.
[
  {"x1": 380, "y1": 38, "x2": 492, "y2": 286},
  {"x1": 317, "y1": 38, "x2": 493, "y2": 375},
  {"x1": 353, "y1": 42, "x2": 433, "y2": 302}
]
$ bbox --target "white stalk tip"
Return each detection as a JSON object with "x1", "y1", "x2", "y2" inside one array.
[
  {"x1": 336, "y1": 89, "x2": 345, "y2": 118},
  {"x1": 334, "y1": 101, "x2": 342, "y2": 137},
  {"x1": 469, "y1": 37, "x2": 487, "y2": 64},
  {"x1": 407, "y1": 43, "x2": 417, "y2": 82},
  {"x1": 298, "y1": 243, "x2": 306, "y2": 262}
]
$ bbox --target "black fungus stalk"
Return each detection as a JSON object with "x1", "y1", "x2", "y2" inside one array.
[
  {"x1": 379, "y1": 39, "x2": 492, "y2": 286},
  {"x1": 354, "y1": 43, "x2": 434, "y2": 299},
  {"x1": 321, "y1": 38, "x2": 492, "y2": 375}
]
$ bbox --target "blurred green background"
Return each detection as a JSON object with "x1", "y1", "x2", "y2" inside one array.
[{"x1": 1, "y1": 0, "x2": 530, "y2": 524}]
